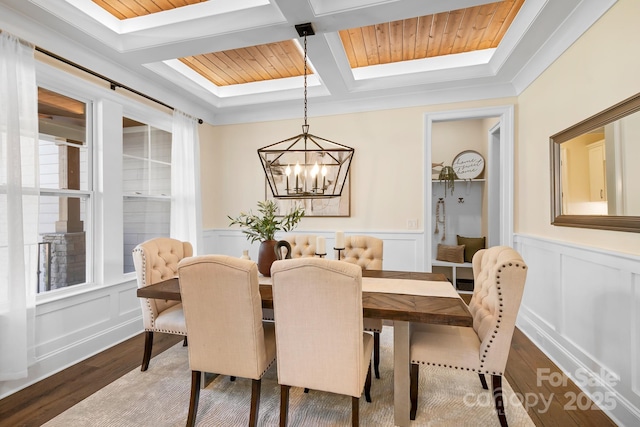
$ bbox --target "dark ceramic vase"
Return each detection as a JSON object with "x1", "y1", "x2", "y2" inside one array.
[{"x1": 258, "y1": 240, "x2": 278, "y2": 276}]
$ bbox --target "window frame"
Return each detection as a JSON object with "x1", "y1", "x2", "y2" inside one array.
[
  {"x1": 36, "y1": 84, "x2": 94, "y2": 298},
  {"x1": 121, "y1": 114, "x2": 173, "y2": 275},
  {"x1": 34, "y1": 60, "x2": 174, "y2": 304}
]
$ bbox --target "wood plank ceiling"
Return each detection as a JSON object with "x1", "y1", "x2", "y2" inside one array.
[
  {"x1": 93, "y1": 0, "x2": 524, "y2": 86},
  {"x1": 340, "y1": 0, "x2": 524, "y2": 68},
  {"x1": 92, "y1": 0, "x2": 207, "y2": 19}
]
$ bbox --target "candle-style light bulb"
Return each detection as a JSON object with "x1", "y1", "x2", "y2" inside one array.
[
  {"x1": 311, "y1": 162, "x2": 319, "y2": 191},
  {"x1": 285, "y1": 164, "x2": 291, "y2": 192},
  {"x1": 321, "y1": 165, "x2": 327, "y2": 190},
  {"x1": 294, "y1": 162, "x2": 301, "y2": 192}
]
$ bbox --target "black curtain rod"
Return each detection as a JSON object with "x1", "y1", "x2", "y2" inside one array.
[{"x1": 36, "y1": 46, "x2": 203, "y2": 124}]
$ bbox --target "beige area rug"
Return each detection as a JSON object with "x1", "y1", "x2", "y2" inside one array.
[{"x1": 45, "y1": 326, "x2": 534, "y2": 426}]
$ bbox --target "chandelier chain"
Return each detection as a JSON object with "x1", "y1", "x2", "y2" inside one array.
[{"x1": 303, "y1": 31, "x2": 308, "y2": 128}]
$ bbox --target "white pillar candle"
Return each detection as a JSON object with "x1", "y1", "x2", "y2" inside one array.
[
  {"x1": 335, "y1": 231, "x2": 345, "y2": 249},
  {"x1": 316, "y1": 236, "x2": 326, "y2": 254}
]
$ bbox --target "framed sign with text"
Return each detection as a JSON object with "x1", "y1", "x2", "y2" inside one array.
[{"x1": 452, "y1": 150, "x2": 485, "y2": 179}]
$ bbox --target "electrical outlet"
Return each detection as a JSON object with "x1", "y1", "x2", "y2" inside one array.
[{"x1": 407, "y1": 219, "x2": 418, "y2": 229}]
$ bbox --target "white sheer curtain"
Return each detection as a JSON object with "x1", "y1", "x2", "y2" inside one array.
[
  {"x1": 170, "y1": 109, "x2": 203, "y2": 255},
  {"x1": 0, "y1": 32, "x2": 38, "y2": 380}
]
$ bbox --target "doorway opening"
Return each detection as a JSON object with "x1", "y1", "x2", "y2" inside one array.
[{"x1": 423, "y1": 106, "x2": 514, "y2": 276}]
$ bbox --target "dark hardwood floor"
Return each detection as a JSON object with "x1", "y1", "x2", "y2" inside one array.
[
  {"x1": 0, "y1": 322, "x2": 618, "y2": 426},
  {"x1": 0, "y1": 333, "x2": 182, "y2": 427}
]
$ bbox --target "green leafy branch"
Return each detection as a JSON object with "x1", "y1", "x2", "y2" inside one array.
[{"x1": 228, "y1": 200, "x2": 305, "y2": 243}]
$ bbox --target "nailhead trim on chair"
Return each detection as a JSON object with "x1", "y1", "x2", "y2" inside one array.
[
  {"x1": 411, "y1": 257, "x2": 527, "y2": 375},
  {"x1": 478, "y1": 264, "x2": 505, "y2": 373},
  {"x1": 135, "y1": 246, "x2": 187, "y2": 336},
  {"x1": 134, "y1": 247, "x2": 159, "y2": 328},
  {"x1": 259, "y1": 359, "x2": 276, "y2": 377},
  {"x1": 146, "y1": 327, "x2": 187, "y2": 335}
]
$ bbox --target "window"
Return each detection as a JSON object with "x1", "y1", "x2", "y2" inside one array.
[
  {"x1": 37, "y1": 87, "x2": 90, "y2": 293},
  {"x1": 122, "y1": 117, "x2": 171, "y2": 273}
]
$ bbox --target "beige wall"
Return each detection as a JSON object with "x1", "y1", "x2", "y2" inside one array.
[
  {"x1": 201, "y1": 0, "x2": 640, "y2": 255},
  {"x1": 200, "y1": 98, "x2": 514, "y2": 232},
  {"x1": 432, "y1": 118, "x2": 489, "y2": 178},
  {"x1": 517, "y1": 0, "x2": 640, "y2": 254}
]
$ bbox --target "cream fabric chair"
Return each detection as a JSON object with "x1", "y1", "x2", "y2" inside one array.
[
  {"x1": 177, "y1": 255, "x2": 277, "y2": 427},
  {"x1": 271, "y1": 258, "x2": 373, "y2": 427},
  {"x1": 132, "y1": 237, "x2": 191, "y2": 371},
  {"x1": 409, "y1": 246, "x2": 528, "y2": 426},
  {"x1": 340, "y1": 235, "x2": 384, "y2": 379},
  {"x1": 340, "y1": 235, "x2": 383, "y2": 270},
  {"x1": 283, "y1": 234, "x2": 317, "y2": 258}
]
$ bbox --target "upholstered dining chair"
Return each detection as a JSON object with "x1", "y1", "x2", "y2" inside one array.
[
  {"x1": 271, "y1": 258, "x2": 373, "y2": 427},
  {"x1": 340, "y1": 235, "x2": 384, "y2": 379},
  {"x1": 340, "y1": 235, "x2": 383, "y2": 270},
  {"x1": 177, "y1": 255, "x2": 277, "y2": 427},
  {"x1": 132, "y1": 237, "x2": 191, "y2": 371},
  {"x1": 409, "y1": 246, "x2": 528, "y2": 427},
  {"x1": 283, "y1": 234, "x2": 317, "y2": 258}
]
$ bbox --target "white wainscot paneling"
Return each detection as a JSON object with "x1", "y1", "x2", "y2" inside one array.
[
  {"x1": 118, "y1": 286, "x2": 141, "y2": 316},
  {"x1": 516, "y1": 242, "x2": 561, "y2": 332},
  {"x1": 36, "y1": 294, "x2": 111, "y2": 357},
  {"x1": 515, "y1": 234, "x2": 640, "y2": 427},
  {"x1": 203, "y1": 229, "x2": 425, "y2": 272},
  {"x1": 561, "y1": 255, "x2": 630, "y2": 377},
  {"x1": 0, "y1": 281, "x2": 143, "y2": 400}
]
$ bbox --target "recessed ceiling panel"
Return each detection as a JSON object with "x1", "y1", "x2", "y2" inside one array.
[
  {"x1": 339, "y1": 0, "x2": 523, "y2": 68},
  {"x1": 92, "y1": 0, "x2": 207, "y2": 20},
  {"x1": 178, "y1": 40, "x2": 311, "y2": 87}
]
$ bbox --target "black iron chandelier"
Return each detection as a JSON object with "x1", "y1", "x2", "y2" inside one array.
[{"x1": 258, "y1": 23, "x2": 354, "y2": 199}]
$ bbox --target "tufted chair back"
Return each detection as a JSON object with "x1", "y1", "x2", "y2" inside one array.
[
  {"x1": 284, "y1": 234, "x2": 318, "y2": 258},
  {"x1": 340, "y1": 235, "x2": 384, "y2": 378},
  {"x1": 341, "y1": 235, "x2": 383, "y2": 270},
  {"x1": 409, "y1": 245, "x2": 527, "y2": 424},
  {"x1": 468, "y1": 246, "x2": 528, "y2": 374},
  {"x1": 132, "y1": 237, "x2": 193, "y2": 330}
]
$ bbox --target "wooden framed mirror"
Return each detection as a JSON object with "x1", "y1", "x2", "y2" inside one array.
[{"x1": 550, "y1": 92, "x2": 640, "y2": 232}]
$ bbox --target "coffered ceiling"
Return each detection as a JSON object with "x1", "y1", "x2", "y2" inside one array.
[{"x1": 0, "y1": 0, "x2": 616, "y2": 124}]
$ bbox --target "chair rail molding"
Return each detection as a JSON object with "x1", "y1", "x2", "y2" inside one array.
[{"x1": 514, "y1": 233, "x2": 640, "y2": 427}]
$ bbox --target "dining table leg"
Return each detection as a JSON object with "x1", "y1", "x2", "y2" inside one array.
[{"x1": 393, "y1": 320, "x2": 410, "y2": 426}]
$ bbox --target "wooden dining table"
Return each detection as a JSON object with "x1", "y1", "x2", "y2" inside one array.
[{"x1": 137, "y1": 269, "x2": 472, "y2": 426}]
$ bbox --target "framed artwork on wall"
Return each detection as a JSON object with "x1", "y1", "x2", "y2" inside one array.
[
  {"x1": 452, "y1": 150, "x2": 485, "y2": 179},
  {"x1": 266, "y1": 177, "x2": 351, "y2": 217}
]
